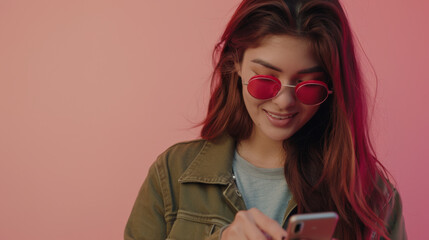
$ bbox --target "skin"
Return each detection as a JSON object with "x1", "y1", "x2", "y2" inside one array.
[{"x1": 222, "y1": 34, "x2": 324, "y2": 239}]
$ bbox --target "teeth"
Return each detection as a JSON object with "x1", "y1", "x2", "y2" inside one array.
[{"x1": 267, "y1": 112, "x2": 294, "y2": 119}]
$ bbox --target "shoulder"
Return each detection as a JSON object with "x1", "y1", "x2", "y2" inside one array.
[
  {"x1": 153, "y1": 138, "x2": 209, "y2": 176},
  {"x1": 382, "y1": 187, "x2": 407, "y2": 239},
  {"x1": 374, "y1": 173, "x2": 401, "y2": 210},
  {"x1": 149, "y1": 134, "x2": 236, "y2": 184},
  {"x1": 374, "y1": 174, "x2": 407, "y2": 239},
  {"x1": 160, "y1": 138, "x2": 208, "y2": 160},
  {"x1": 374, "y1": 173, "x2": 401, "y2": 216},
  {"x1": 154, "y1": 133, "x2": 235, "y2": 170}
]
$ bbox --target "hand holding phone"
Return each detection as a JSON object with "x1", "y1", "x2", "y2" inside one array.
[
  {"x1": 285, "y1": 212, "x2": 338, "y2": 240},
  {"x1": 221, "y1": 208, "x2": 287, "y2": 240}
]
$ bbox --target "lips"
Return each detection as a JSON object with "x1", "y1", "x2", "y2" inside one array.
[
  {"x1": 264, "y1": 110, "x2": 297, "y2": 119},
  {"x1": 264, "y1": 110, "x2": 297, "y2": 127}
]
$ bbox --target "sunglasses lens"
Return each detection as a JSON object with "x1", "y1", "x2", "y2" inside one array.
[
  {"x1": 247, "y1": 77, "x2": 280, "y2": 99},
  {"x1": 296, "y1": 83, "x2": 328, "y2": 105}
]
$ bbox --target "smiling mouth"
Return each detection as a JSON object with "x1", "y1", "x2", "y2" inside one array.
[{"x1": 264, "y1": 110, "x2": 297, "y2": 120}]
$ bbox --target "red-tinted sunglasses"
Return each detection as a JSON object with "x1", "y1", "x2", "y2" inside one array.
[{"x1": 243, "y1": 75, "x2": 333, "y2": 105}]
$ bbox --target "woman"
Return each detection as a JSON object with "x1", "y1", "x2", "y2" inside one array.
[{"x1": 125, "y1": 0, "x2": 406, "y2": 239}]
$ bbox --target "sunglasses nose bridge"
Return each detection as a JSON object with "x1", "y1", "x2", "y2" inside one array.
[
  {"x1": 275, "y1": 83, "x2": 297, "y2": 97},
  {"x1": 271, "y1": 83, "x2": 298, "y2": 106},
  {"x1": 281, "y1": 84, "x2": 296, "y2": 89}
]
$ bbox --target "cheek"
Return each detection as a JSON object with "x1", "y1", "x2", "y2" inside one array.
[
  {"x1": 302, "y1": 105, "x2": 320, "y2": 121},
  {"x1": 242, "y1": 90, "x2": 255, "y2": 114},
  {"x1": 242, "y1": 89, "x2": 264, "y2": 118}
]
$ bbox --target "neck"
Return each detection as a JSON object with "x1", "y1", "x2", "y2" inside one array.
[{"x1": 237, "y1": 130, "x2": 285, "y2": 169}]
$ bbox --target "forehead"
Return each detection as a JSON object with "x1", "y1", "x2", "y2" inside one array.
[{"x1": 242, "y1": 35, "x2": 318, "y2": 73}]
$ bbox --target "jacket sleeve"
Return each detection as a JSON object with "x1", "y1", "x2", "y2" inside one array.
[
  {"x1": 124, "y1": 162, "x2": 167, "y2": 240},
  {"x1": 383, "y1": 188, "x2": 407, "y2": 240}
]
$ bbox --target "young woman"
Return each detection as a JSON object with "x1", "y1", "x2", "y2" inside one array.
[{"x1": 125, "y1": 0, "x2": 406, "y2": 239}]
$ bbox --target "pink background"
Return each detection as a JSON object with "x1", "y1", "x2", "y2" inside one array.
[{"x1": 0, "y1": 0, "x2": 427, "y2": 239}]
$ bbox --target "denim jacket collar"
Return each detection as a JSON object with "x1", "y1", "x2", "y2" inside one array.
[{"x1": 178, "y1": 134, "x2": 235, "y2": 185}]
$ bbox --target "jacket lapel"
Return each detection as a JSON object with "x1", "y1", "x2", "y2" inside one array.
[{"x1": 178, "y1": 134, "x2": 236, "y2": 185}]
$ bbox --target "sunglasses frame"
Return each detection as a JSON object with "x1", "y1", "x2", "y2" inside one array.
[{"x1": 243, "y1": 75, "x2": 333, "y2": 106}]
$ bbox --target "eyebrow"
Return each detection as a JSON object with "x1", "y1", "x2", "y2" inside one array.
[{"x1": 250, "y1": 58, "x2": 324, "y2": 74}]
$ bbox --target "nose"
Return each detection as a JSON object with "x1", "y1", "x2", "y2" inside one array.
[{"x1": 271, "y1": 85, "x2": 296, "y2": 109}]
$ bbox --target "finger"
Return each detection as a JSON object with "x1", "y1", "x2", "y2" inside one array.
[
  {"x1": 221, "y1": 224, "x2": 247, "y2": 240},
  {"x1": 261, "y1": 230, "x2": 273, "y2": 240},
  {"x1": 247, "y1": 208, "x2": 288, "y2": 240},
  {"x1": 234, "y1": 210, "x2": 268, "y2": 240},
  {"x1": 223, "y1": 211, "x2": 267, "y2": 240}
]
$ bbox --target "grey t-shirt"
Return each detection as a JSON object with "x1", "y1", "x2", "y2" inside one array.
[{"x1": 232, "y1": 151, "x2": 292, "y2": 224}]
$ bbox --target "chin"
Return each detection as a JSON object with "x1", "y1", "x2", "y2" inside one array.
[{"x1": 264, "y1": 129, "x2": 296, "y2": 142}]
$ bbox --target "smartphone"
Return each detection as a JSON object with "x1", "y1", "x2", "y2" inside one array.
[{"x1": 285, "y1": 212, "x2": 339, "y2": 240}]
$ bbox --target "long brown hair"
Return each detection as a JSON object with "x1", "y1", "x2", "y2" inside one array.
[{"x1": 201, "y1": 0, "x2": 392, "y2": 239}]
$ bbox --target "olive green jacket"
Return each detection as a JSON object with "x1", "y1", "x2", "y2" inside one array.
[{"x1": 124, "y1": 134, "x2": 406, "y2": 240}]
